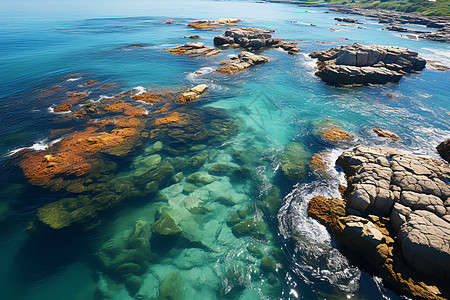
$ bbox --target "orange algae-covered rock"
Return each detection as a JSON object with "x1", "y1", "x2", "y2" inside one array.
[
  {"x1": 132, "y1": 92, "x2": 174, "y2": 104},
  {"x1": 104, "y1": 100, "x2": 147, "y2": 117},
  {"x1": 155, "y1": 112, "x2": 183, "y2": 125},
  {"x1": 54, "y1": 103, "x2": 72, "y2": 112},
  {"x1": 19, "y1": 125, "x2": 141, "y2": 190},
  {"x1": 66, "y1": 92, "x2": 89, "y2": 99},
  {"x1": 321, "y1": 127, "x2": 354, "y2": 142},
  {"x1": 116, "y1": 117, "x2": 141, "y2": 128},
  {"x1": 154, "y1": 103, "x2": 170, "y2": 114}
]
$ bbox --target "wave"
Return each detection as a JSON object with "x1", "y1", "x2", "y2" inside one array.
[
  {"x1": 278, "y1": 148, "x2": 361, "y2": 295},
  {"x1": 132, "y1": 86, "x2": 146, "y2": 95},
  {"x1": 420, "y1": 47, "x2": 450, "y2": 68},
  {"x1": 7, "y1": 138, "x2": 63, "y2": 156}
]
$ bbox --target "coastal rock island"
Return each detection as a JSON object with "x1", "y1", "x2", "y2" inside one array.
[
  {"x1": 214, "y1": 27, "x2": 300, "y2": 53},
  {"x1": 310, "y1": 43, "x2": 426, "y2": 85},
  {"x1": 308, "y1": 146, "x2": 450, "y2": 299}
]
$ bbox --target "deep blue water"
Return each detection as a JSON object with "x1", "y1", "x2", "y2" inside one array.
[{"x1": 0, "y1": 0, "x2": 449, "y2": 299}]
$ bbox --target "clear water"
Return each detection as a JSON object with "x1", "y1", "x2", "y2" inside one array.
[{"x1": 0, "y1": 0, "x2": 449, "y2": 299}]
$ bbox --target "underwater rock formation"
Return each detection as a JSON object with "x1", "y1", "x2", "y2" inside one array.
[
  {"x1": 214, "y1": 27, "x2": 300, "y2": 53},
  {"x1": 188, "y1": 18, "x2": 241, "y2": 30},
  {"x1": 308, "y1": 146, "x2": 450, "y2": 300},
  {"x1": 96, "y1": 220, "x2": 153, "y2": 297},
  {"x1": 278, "y1": 142, "x2": 311, "y2": 181},
  {"x1": 216, "y1": 51, "x2": 269, "y2": 74},
  {"x1": 309, "y1": 43, "x2": 426, "y2": 85},
  {"x1": 169, "y1": 42, "x2": 220, "y2": 57}
]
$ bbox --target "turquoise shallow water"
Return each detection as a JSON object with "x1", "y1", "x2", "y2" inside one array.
[{"x1": 0, "y1": 0, "x2": 449, "y2": 299}]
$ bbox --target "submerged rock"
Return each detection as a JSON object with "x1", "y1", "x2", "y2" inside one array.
[
  {"x1": 152, "y1": 210, "x2": 182, "y2": 236},
  {"x1": 214, "y1": 27, "x2": 300, "y2": 53},
  {"x1": 217, "y1": 51, "x2": 269, "y2": 74},
  {"x1": 188, "y1": 18, "x2": 241, "y2": 30},
  {"x1": 278, "y1": 142, "x2": 311, "y2": 181},
  {"x1": 309, "y1": 43, "x2": 426, "y2": 85},
  {"x1": 159, "y1": 271, "x2": 183, "y2": 300},
  {"x1": 169, "y1": 42, "x2": 220, "y2": 57},
  {"x1": 53, "y1": 103, "x2": 72, "y2": 112},
  {"x1": 373, "y1": 128, "x2": 400, "y2": 140},
  {"x1": 309, "y1": 146, "x2": 450, "y2": 300}
]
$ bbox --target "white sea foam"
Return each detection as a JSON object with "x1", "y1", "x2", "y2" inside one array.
[
  {"x1": 8, "y1": 137, "x2": 63, "y2": 156},
  {"x1": 67, "y1": 77, "x2": 81, "y2": 82},
  {"x1": 132, "y1": 86, "x2": 146, "y2": 95},
  {"x1": 420, "y1": 47, "x2": 450, "y2": 68}
]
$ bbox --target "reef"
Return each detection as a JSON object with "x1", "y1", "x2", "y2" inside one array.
[
  {"x1": 17, "y1": 78, "x2": 238, "y2": 231},
  {"x1": 308, "y1": 146, "x2": 450, "y2": 299},
  {"x1": 309, "y1": 43, "x2": 426, "y2": 85}
]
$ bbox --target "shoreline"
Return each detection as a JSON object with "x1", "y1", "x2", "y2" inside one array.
[{"x1": 268, "y1": 0, "x2": 450, "y2": 42}]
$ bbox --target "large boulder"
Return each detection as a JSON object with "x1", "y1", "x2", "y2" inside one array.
[
  {"x1": 216, "y1": 51, "x2": 269, "y2": 74},
  {"x1": 399, "y1": 210, "x2": 450, "y2": 280},
  {"x1": 214, "y1": 27, "x2": 300, "y2": 53},
  {"x1": 309, "y1": 43, "x2": 426, "y2": 85}
]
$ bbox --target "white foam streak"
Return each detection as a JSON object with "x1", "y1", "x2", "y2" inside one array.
[
  {"x1": 67, "y1": 77, "x2": 81, "y2": 82},
  {"x1": 8, "y1": 137, "x2": 63, "y2": 156}
]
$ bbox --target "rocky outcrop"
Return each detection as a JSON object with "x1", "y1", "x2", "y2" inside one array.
[
  {"x1": 310, "y1": 43, "x2": 426, "y2": 85},
  {"x1": 436, "y1": 139, "x2": 450, "y2": 163},
  {"x1": 420, "y1": 27, "x2": 450, "y2": 43},
  {"x1": 326, "y1": 6, "x2": 450, "y2": 43},
  {"x1": 216, "y1": 51, "x2": 269, "y2": 74},
  {"x1": 334, "y1": 17, "x2": 361, "y2": 24},
  {"x1": 308, "y1": 146, "x2": 450, "y2": 299},
  {"x1": 169, "y1": 42, "x2": 220, "y2": 57},
  {"x1": 214, "y1": 27, "x2": 300, "y2": 53},
  {"x1": 176, "y1": 84, "x2": 208, "y2": 103},
  {"x1": 384, "y1": 25, "x2": 430, "y2": 34},
  {"x1": 188, "y1": 18, "x2": 241, "y2": 30}
]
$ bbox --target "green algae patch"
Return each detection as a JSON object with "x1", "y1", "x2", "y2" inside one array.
[
  {"x1": 278, "y1": 142, "x2": 311, "y2": 181},
  {"x1": 260, "y1": 255, "x2": 277, "y2": 274},
  {"x1": 231, "y1": 217, "x2": 268, "y2": 240},
  {"x1": 258, "y1": 186, "x2": 283, "y2": 216}
]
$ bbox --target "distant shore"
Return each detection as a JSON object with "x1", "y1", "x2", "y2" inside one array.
[{"x1": 267, "y1": 0, "x2": 450, "y2": 16}]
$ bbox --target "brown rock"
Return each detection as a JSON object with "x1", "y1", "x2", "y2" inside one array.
[
  {"x1": 373, "y1": 128, "x2": 400, "y2": 140},
  {"x1": 169, "y1": 42, "x2": 220, "y2": 57},
  {"x1": 436, "y1": 139, "x2": 450, "y2": 163},
  {"x1": 216, "y1": 51, "x2": 268, "y2": 74}
]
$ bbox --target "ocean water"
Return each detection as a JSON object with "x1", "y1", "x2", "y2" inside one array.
[{"x1": 0, "y1": 0, "x2": 449, "y2": 299}]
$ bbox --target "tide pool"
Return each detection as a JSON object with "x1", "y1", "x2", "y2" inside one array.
[{"x1": 0, "y1": 0, "x2": 449, "y2": 299}]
